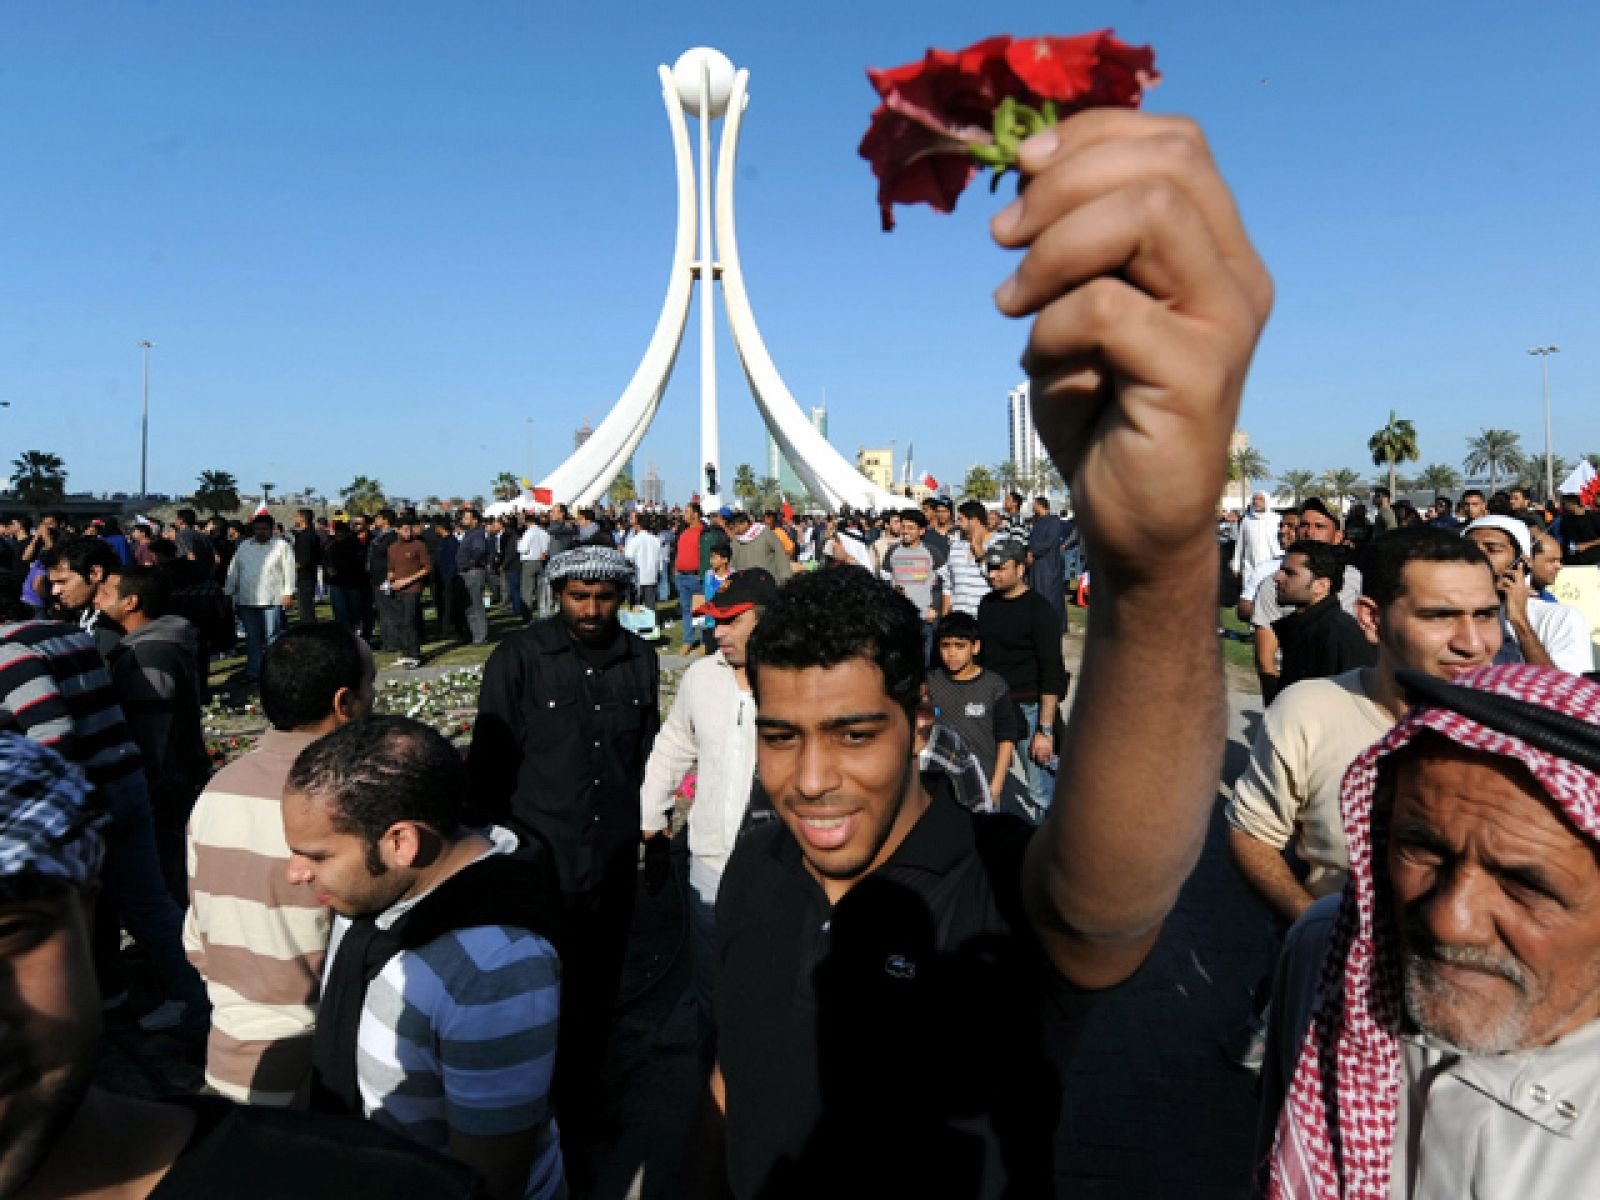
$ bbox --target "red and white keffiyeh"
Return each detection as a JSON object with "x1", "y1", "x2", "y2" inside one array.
[{"x1": 1265, "y1": 664, "x2": 1600, "y2": 1199}]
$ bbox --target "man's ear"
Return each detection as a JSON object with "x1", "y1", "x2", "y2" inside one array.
[
  {"x1": 331, "y1": 685, "x2": 356, "y2": 723},
  {"x1": 1354, "y1": 595, "x2": 1382, "y2": 647},
  {"x1": 384, "y1": 822, "x2": 424, "y2": 870}
]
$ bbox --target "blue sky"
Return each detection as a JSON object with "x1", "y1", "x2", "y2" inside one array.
[{"x1": 3, "y1": 1, "x2": 1598, "y2": 504}]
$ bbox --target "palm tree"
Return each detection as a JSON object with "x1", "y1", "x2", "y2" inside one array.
[
  {"x1": 491, "y1": 472, "x2": 521, "y2": 502},
  {"x1": 961, "y1": 464, "x2": 998, "y2": 501},
  {"x1": 193, "y1": 469, "x2": 240, "y2": 515},
  {"x1": 1038, "y1": 460, "x2": 1066, "y2": 499},
  {"x1": 1417, "y1": 463, "x2": 1461, "y2": 497},
  {"x1": 608, "y1": 466, "x2": 637, "y2": 507},
  {"x1": 1277, "y1": 468, "x2": 1316, "y2": 505},
  {"x1": 754, "y1": 475, "x2": 784, "y2": 512},
  {"x1": 9, "y1": 450, "x2": 66, "y2": 507},
  {"x1": 1371, "y1": 473, "x2": 1416, "y2": 497},
  {"x1": 991, "y1": 461, "x2": 1022, "y2": 498},
  {"x1": 1367, "y1": 410, "x2": 1420, "y2": 498},
  {"x1": 1585, "y1": 452, "x2": 1600, "y2": 472},
  {"x1": 1228, "y1": 446, "x2": 1271, "y2": 511},
  {"x1": 1525, "y1": 455, "x2": 1574, "y2": 496},
  {"x1": 339, "y1": 475, "x2": 387, "y2": 517},
  {"x1": 1322, "y1": 467, "x2": 1363, "y2": 510},
  {"x1": 1462, "y1": 429, "x2": 1525, "y2": 494},
  {"x1": 732, "y1": 464, "x2": 758, "y2": 508}
]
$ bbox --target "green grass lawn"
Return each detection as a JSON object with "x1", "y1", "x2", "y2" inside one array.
[
  {"x1": 208, "y1": 593, "x2": 696, "y2": 693},
  {"x1": 1219, "y1": 606, "x2": 1257, "y2": 674}
]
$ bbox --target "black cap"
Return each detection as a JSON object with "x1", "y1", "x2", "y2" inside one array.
[
  {"x1": 982, "y1": 538, "x2": 1028, "y2": 569},
  {"x1": 703, "y1": 569, "x2": 779, "y2": 618}
]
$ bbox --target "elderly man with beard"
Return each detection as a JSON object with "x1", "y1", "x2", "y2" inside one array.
[
  {"x1": 468, "y1": 546, "x2": 658, "y2": 1174},
  {"x1": 1260, "y1": 664, "x2": 1600, "y2": 1198}
]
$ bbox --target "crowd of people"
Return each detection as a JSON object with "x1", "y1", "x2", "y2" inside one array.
[{"x1": 4, "y1": 110, "x2": 1600, "y2": 1200}]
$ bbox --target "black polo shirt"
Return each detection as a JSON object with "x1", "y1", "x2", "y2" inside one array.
[
  {"x1": 716, "y1": 793, "x2": 1100, "y2": 1199},
  {"x1": 150, "y1": 1095, "x2": 485, "y2": 1197},
  {"x1": 467, "y1": 616, "x2": 659, "y2": 894}
]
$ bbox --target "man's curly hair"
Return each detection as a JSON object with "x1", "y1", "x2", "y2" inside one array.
[{"x1": 746, "y1": 568, "x2": 924, "y2": 719}]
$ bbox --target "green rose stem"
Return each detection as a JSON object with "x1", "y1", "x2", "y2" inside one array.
[{"x1": 969, "y1": 96, "x2": 1059, "y2": 190}]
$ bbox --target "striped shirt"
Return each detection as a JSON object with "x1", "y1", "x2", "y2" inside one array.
[
  {"x1": 324, "y1": 826, "x2": 564, "y2": 1199},
  {"x1": 184, "y1": 729, "x2": 331, "y2": 1106},
  {"x1": 0, "y1": 620, "x2": 148, "y2": 813},
  {"x1": 946, "y1": 534, "x2": 989, "y2": 617}
]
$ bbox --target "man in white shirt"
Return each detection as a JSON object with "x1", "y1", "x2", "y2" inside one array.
[
  {"x1": 1237, "y1": 509, "x2": 1297, "y2": 623},
  {"x1": 223, "y1": 513, "x2": 296, "y2": 683},
  {"x1": 517, "y1": 519, "x2": 551, "y2": 620},
  {"x1": 639, "y1": 568, "x2": 777, "y2": 1057},
  {"x1": 624, "y1": 515, "x2": 663, "y2": 608},
  {"x1": 1465, "y1": 515, "x2": 1595, "y2": 675},
  {"x1": 1232, "y1": 491, "x2": 1282, "y2": 582}
]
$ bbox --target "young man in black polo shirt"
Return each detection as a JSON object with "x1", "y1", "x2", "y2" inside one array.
[
  {"x1": 704, "y1": 108, "x2": 1273, "y2": 1196},
  {"x1": 976, "y1": 537, "x2": 1068, "y2": 821}
]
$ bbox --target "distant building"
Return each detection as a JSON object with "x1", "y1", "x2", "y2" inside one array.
[
  {"x1": 642, "y1": 462, "x2": 665, "y2": 506},
  {"x1": 574, "y1": 420, "x2": 594, "y2": 451},
  {"x1": 857, "y1": 446, "x2": 894, "y2": 492},
  {"x1": 1007, "y1": 382, "x2": 1048, "y2": 480},
  {"x1": 767, "y1": 405, "x2": 829, "y2": 499}
]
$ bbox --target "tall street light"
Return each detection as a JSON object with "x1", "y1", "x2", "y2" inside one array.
[
  {"x1": 1528, "y1": 345, "x2": 1559, "y2": 500},
  {"x1": 137, "y1": 340, "x2": 156, "y2": 497}
]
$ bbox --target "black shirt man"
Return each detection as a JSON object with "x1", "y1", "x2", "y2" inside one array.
[
  {"x1": 1269, "y1": 539, "x2": 1377, "y2": 692},
  {"x1": 468, "y1": 545, "x2": 659, "y2": 1154}
]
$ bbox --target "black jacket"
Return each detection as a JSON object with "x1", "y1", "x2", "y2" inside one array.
[
  {"x1": 107, "y1": 615, "x2": 211, "y2": 798},
  {"x1": 325, "y1": 532, "x2": 369, "y2": 590},
  {"x1": 366, "y1": 529, "x2": 396, "y2": 589},
  {"x1": 293, "y1": 528, "x2": 323, "y2": 575},
  {"x1": 1272, "y1": 595, "x2": 1377, "y2": 692},
  {"x1": 468, "y1": 618, "x2": 660, "y2": 893}
]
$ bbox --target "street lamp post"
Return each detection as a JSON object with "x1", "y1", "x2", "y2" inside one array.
[
  {"x1": 1528, "y1": 345, "x2": 1560, "y2": 501},
  {"x1": 137, "y1": 340, "x2": 156, "y2": 497}
]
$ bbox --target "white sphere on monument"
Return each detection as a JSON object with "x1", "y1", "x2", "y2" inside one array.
[{"x1": 672, "y1": 47, "x2": 736, "y2": 119}]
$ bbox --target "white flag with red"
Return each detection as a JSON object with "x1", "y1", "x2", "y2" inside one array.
[{"x1": 1558, "y1": 460, "x2": 1599, "y2": 506}]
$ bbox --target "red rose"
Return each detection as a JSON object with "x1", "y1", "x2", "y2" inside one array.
[
  {"x1": 1005, "y1": 31, "x2": 1158, "y2": 109},
  {"x1": 860, "y1": 36, "x2": 1028, "y2": 231},
  {"x1": 862, "y1": 31, "x2": 1158, "y2": 230}
]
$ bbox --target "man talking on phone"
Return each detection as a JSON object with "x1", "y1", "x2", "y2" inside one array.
[{"x1": 1464, "y1": 516, "x2": 1595, "y2": 674}]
